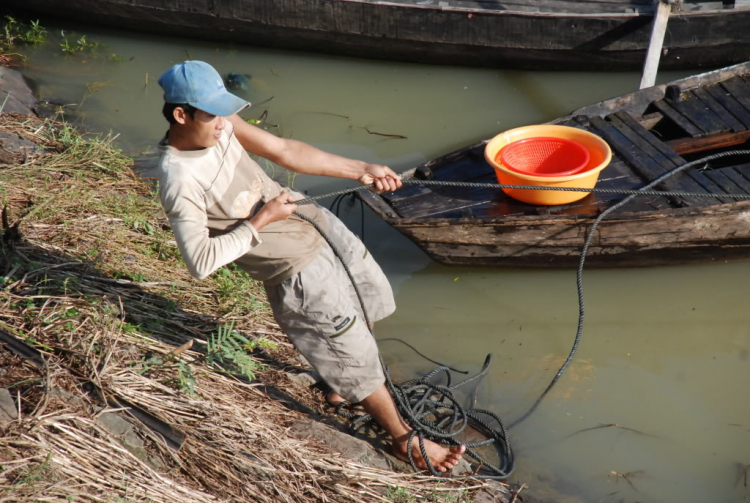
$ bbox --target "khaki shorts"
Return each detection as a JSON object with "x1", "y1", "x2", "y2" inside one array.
[{"x1": 264, "y1": 208, "x2": 396, "y2": 403}]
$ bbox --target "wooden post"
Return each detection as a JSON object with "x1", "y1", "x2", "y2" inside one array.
[{"x1": 639, "y1": 0, "x2": 673, "y2": 90}]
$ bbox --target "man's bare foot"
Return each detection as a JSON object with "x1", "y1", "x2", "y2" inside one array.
[
  {"x1": 393, "y1": 435, "x2": 466, "y2": 473},
  {"x1": 326, "y1": 390, "x2": 346, "y2": 407}
]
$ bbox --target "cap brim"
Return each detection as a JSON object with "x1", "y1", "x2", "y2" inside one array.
[{"x1": 191, "y1": 91, "x2": 250, "y2": 116}]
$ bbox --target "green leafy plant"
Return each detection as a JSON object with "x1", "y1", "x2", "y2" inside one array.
[
  {"x1": 212, "y1": 263, "x2": 269, "y2": 315},
  {"x1": 429, "y1": 488, "x2": 473, "y2": 503},
  {"x1": 15, "y1": 453, "x2": 52, "y2": 486},
  {"x1": 59, "y1": 36, "x2": 74, "y2": 55},
  {"x1": 76, "y1": 35, "x2": 98, "y2": 52},
  {"x1": 176, "y1": 361, "x2": 196, "y2": 396},
  {"x1": 23, "y1": 335, "x2": 53, "y2": 352},
  {"x1": 1, "y1": 16, "x2": 46, "y2": 51},
  {"x1": 135, "y1": 353, "x2": 196, "y2": 397},
  {"x1": 59, "y1": 31, "x2": 106, "y2": 57},
  {"x1": 2, "y1": 16, "x2": 19, "y2": 48},
  {"x1": 134, "y1": 354, "x2": 163, "y2": 375},
  {"x1": 206, "y1": 321, "x2": 264, "y2": 381},
  {"x1": 387, "y1": 485, "x2": 473, "y2": 503},
  {"x1": 245, "y1": 337, "x2": 278, "y2": 352},
  {"x1": 386, "y1": 487, "x2": 417, "y2": 503},
  {"x1": 130, "y1": 219, "x2": 155, "y2": 235},
  {"x1": 118, "y1": 321, "x2": 141, "y2": 335},
  {"x1": 24, "y1": 20, "x2": 46, "y2": 44}
]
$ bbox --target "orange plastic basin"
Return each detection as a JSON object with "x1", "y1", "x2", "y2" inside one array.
[{"x1": 484, "y1": 125, "x2": 612, "y2": 205}]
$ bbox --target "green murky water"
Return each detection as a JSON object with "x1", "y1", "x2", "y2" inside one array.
[{"x1": 9, "y1": 17, "x2": 750, "y2": 503}]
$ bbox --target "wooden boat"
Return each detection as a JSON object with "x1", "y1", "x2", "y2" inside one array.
[
  {"x1": 3, "y1": 0, "x2": 750, "y2": 70},
  {"x1": 358, "y1": 62, "x2": 750, "y2": 267}
]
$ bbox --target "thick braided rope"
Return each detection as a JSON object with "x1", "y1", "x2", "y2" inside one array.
[
  {"x1": 294, "y1": 177, "x2": 750, "y2": 207},
  {"x1": 509, "y1": 149, "x2": 750, "y2": 427},
  {"x1": 291, "y1": 149, "x2": 750, "y2": 476}
]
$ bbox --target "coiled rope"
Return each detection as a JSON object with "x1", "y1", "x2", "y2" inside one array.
[{"x1": 292, "y1": 149, "x2": 750, "y2": 478}]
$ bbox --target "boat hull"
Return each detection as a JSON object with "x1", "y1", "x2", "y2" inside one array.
[
  {"x1": 3, "y1": 0, "x2": 750, "y2": 70},
  {"x1": 381, "y1": 199, "x2": 750, "y2": 267}
]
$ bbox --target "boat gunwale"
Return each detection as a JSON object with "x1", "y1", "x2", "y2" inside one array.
[
  {"x1": 567, "y1": 61, "x2": 750, "y2": 119},
  {"x1": 340, "y1": 0, "x2": 750, "y2": 18},
  {"x1": 365, "y1": 190, "x2": 750, "y2": 228}
]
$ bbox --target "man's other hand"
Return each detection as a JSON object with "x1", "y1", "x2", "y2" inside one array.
[
  {"x1": 250, "y1": 191, "x2": 298, "y2": 230},
  {"x1": 358, "y1": 164, "x2": 403, "y2": 192}
]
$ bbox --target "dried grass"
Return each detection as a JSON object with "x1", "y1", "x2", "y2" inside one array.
[{"x1": 0, "y1": 113, "x2": 492, "y2": 502}]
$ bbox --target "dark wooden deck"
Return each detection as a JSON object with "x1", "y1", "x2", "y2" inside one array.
[{"x1": 360, "y1": 64, "x2": 750, "y2": 266}]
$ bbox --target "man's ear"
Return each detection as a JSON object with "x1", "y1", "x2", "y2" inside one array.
[{"x1": 173, "y1": 107, "x2": 189, "y2": 125}]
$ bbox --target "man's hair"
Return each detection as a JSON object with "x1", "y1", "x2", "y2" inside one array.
[{"x1": 162, "y1": 102, "x2": 198, "y2": 124}]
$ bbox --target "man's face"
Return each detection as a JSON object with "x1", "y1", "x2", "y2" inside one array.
[{"x1": 179, "y1": 108, "x2": 225, "y2": 149}]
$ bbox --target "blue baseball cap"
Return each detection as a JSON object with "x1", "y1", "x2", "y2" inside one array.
[{"x1": 158, "y1": 60, "x2": 249, "y2": 116}]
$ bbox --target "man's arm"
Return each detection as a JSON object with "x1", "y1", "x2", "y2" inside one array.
[
  {"x1": 226, "y1": 115, "x2": 402, "y2": 192},
  {"x1": 162, "y1": 176, "x2": 297, "y2": 280}
]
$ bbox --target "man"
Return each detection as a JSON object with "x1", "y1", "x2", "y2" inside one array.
[{"x1": 155, "y1": 60, "x2": 464, "y2": 472}]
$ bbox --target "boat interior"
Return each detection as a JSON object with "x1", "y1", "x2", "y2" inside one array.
[{"x1": 370, "y1": 73, "x2": 750, "y2": 221}]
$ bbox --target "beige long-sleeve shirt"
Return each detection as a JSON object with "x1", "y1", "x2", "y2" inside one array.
[{"x1": 156, "y1": 122, "x2": 325, "y2": 284}]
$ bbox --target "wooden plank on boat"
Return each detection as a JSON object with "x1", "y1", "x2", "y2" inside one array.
[
  {"x1": 665, "y1": 92, "x2": 730, "y2": 134},
  {"x1": 613, "y1": 111, "x2": 682, "y2": 164},
  {"x1": 721, "y1": 164, "x2": 750, "y2": 189},
  {"x1": 587, "y1": 115, "x2": 712, "y2": 206},
  {"x1": 432, "y1": 197, "x2": 530, "y2": 220},
  {"x1": 572, "y1": 116, "x2": 675, "y2": 211},
  {"x1": 606, "y1": 113, "x2": 727, "y2": 204},
  {"x1": 609, "y1": 112, "x2": 681, "y2": 166},
  {"x1": 388, "y1": 166, "x2": 505, "y2": 219},
  {"x1": 384, "y1": 144, "x2": 521, "y2": 219},
  {"x1": 719, "y1": 77, "x2": 750, "y2": 117},
  {"x1": 665, "y1": 129, "x2": 750, "y2": 155},
  {"x1": 385, "y1": 184, "x2": 434, "y2": 203},
  {"x1": 727, "y1": 162, "x2": 750, "y2": 182},
  {"x1": 700, "y1": 169, "x2": 747, "y2": 201},
  {"x1": 705, "y1": 83, "x2": 750, "y2": 129},
  {"x1": 652, "y1": 99, "x2": 705, "y2": 137},
  {"x1": 390, "y1": 189, "x2": 500, "y2": 220},
  {"x1": 691, "y1": 87, "x2": 746, "y2": 132},
  {"x1": 638, "y1": 111, "x2": 663, "y2": 129},
  {"x1": 594, "y1": 157, "x2": 672, "y2": 212},
  {"x1": 358, "y1": 189, "x2": 399, "y2": 219},
  {"x1": 389, "y1": 151, "x2": 491, "y2": 204}
]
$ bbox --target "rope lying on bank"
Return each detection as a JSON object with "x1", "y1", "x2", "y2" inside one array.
[
  {"x1": 295, "y1": 211, "x2": 514, "y2": 478},
  {"x1": 293, "y1": 149, "x2": 750, "y2": 479}
]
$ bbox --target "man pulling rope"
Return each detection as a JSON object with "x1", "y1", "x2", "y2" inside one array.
[{"x1": 154, "y1": 60, "x2": 465, "y2": 472}]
